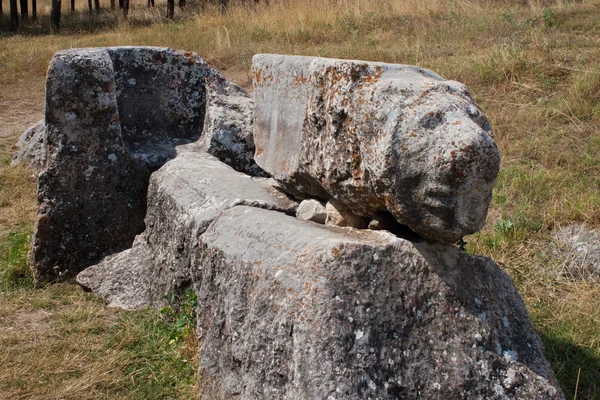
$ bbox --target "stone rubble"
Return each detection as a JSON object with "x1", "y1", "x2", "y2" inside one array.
[
  {"x1": 552, "y1": 223, "x2": 600, "y2": 280},
  {"x1": 192, "y1": 206, "x2": 562, "y2": 399},
  {"x1": 295, "y1": 199, "x2": 328, "y2": 224}
]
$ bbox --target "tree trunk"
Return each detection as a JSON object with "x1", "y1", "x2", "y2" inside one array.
[
  {"x1": 32, "y1": 0, "x2": 36, "y2": 18},
  {"x1": 118, "y1": 0, "x2": 122, "y2": 9},
  {"x1": 178, "y1": 0, "x2": 184, "y2": 8},
  {"x1": 147, "y1": 0, "x2": 153, "y2": 7},
  {"x1": 87, "y1": 0, "x2": 91, "y2": 13},
  {"x1": 70, "y1": 0, "x2": 74, "y2": 12},
  {"x1": 50, "y1": 0, "x2": 61, "y2": 31},
  {"x1": 166, "y1": 0, "x2": 173, "y2": 18},
  {"x1": 9, "y1": 0, "x2": 18, "y2": 30},
  {"x1": 122, "y1": 0, "x2": 127, "y2": 16},
  {"x1": 1, "y1": 0, "x2": 4, "y2": 15},
  {"x1": 19, "y1": 0, "x2": 27, "y2": 21},
  {"x1": 219, "y1": 0, "x2": 227, "y2": 15},
  {"x1": 94, "y1": 0, "x2": 99, "y2": 12},
  {"x1": 110, "y1": 0, "x2": 114, "y2": 10}
]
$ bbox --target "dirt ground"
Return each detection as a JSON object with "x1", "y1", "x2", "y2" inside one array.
[{"x1": 0, "y1": 81, "x2": 45, "y2": 155}]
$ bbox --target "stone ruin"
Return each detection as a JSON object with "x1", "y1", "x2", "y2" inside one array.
[
  {"x1": 17, "y1": 47, "x2": 565, "y2": 399},
  {"x1": 27, "y1": 47, "x2": 263, "y2": 280}
]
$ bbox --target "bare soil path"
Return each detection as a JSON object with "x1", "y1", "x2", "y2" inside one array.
[{"x1": 0, "y1": 82, "x2": 45, "y2": 157}]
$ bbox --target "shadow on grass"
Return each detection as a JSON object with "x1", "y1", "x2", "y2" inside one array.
[{"x1": 540, "y1": 331, "x2": 600, "y2": 400}]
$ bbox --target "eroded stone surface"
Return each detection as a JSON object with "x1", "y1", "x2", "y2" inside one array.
[
  {"x1": 77, "y1": 152, "x2": 297, "y2": 309},
  {"x1": 109, "y1": 47, "x2": 208, "y2": 144},
  {"x1": 34, "y1": 47, "x2": 214, "y2": 280},
  {"x1": 201, "y1": 73, "x2": 266, "y2": 176},
  {"x1": 193, "y1": 206, "x2": 563, "y2": 399},
  {"x1": 253, "y1": 54, "x2": 500, "y2": 243}
]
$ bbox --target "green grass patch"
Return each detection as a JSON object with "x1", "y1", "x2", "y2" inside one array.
[
  {"x1": 0, "y1": 224, "x2": 34, "y2": 291},
  {"x1": 107, "y1": 309, "x2": 198, "y2": 399}
]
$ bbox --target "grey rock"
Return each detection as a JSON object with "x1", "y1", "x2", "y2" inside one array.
[
  {"x1": 13, "y1": 119, "x2": 45, "y2": 172},
  {"x1": 295, "y1": 199, "x2": 327, "y2": 224},
  {"x1": 325, "y1": 197, "x2": 369, "y2": 229},
  {"x1": 33, "y1": 47, "x2": 214, "y2": 280},
  {"x1": 193, "y1": 205, "x2": 563, "y2": 399},
  {"x1": 77, "y1": 245, "x2": 154, "y2": 310},
  {"x1": 76, "y1": 152, "x2": 296, "y2": 309},
  {"x1": 201, "y1": 73, "x2": 266, "y2": 176},
  {"x1": 252, "y1": 54, "x2": 500, "y2": 243},
  {"x1": 553, "y1": 223, "x2": 600, "y2": 279}
]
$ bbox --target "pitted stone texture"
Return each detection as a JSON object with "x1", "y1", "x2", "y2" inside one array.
[
  {"x1": 201, "y1": 73, "x2": 266, "y2": 176},
  {"x1": 253, "y1": 54, "x2": 500, "y2": 243},
  {"x1": 13, "y1": 119, "x2": 45, "y2": 172},
  {"x1": 109, "y1": 47, "x2": 208, "y2": 145},
  {"x1": 295, "y1": 199, "x2": 327, "y2": 224},
  {"x1": 77, "y1": 152, "x2": 296, "y2": 309},
  {"x1": 34, "y1": 47, "x2": 214, "y2": 280},
  {"x1": 193, "y1": 206, "x2": 563, "y2": 400}
]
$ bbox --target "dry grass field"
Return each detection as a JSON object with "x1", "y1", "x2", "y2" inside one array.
[{"x1": 1, "y1": 0, "x2": 600, "y2": 398}]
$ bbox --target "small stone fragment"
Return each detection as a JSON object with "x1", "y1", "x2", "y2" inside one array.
[
  {"x1": 552, "y1": 223, "x2": 600, "y2": 279},
  {"x1": 296, "y1": 199, "x2": 327, "y2": 224},
  {"x1": 368, "y1": 211, "x2": 397, "y2": 231},
  {"x1": 76, "y1": 245, "x2": 154, "y2": 310},
  {"x1": 325, "y1": 197, "x2": 369, "y2": 229},
  {"x1": 12, "y1": 119, "x2": 45, "y2": 172}
]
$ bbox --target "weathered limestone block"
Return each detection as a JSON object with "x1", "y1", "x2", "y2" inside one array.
[
  {"x1": 77, "y1": 152, "x2": 297, "y2": 309},
  {"x1": 253, "y1": 54, "x2": 500, "y2": 243},
  {"x1": 13, "y1": 119, "x2": 45, "y2": 172},
  {"x1": 34, "y1": 47, "x2": 214, "y2": 280},
  {"x1": 295, "y1": 199, "x2": 327, "y2": 224},
  {"x1": 201, "y1": 73, "x2": 266, "y2": 176},
  {"x1": 193, "y1": 206, "x2": 563, "y2": 399}
]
